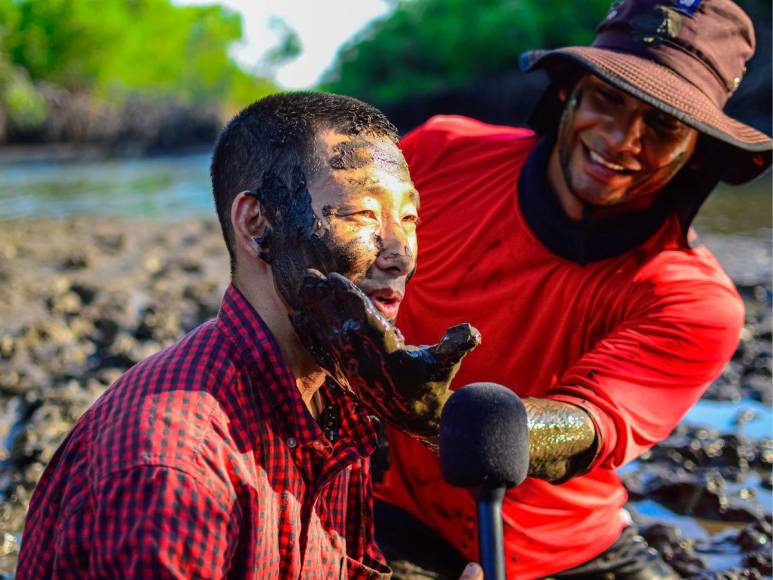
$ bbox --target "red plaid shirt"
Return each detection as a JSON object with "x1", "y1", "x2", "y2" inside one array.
[{"x1": 18, "y1": 284, "x2": 390, "y2": 579}]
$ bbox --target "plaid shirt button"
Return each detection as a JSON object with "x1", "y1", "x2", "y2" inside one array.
[{"x1": 287, "y1": 437, "x2": 298, "y2": 449}]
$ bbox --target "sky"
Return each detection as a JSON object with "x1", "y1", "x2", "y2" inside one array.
[{"x1": 176, "y1": 0, "x2": 393, "y2": 89}]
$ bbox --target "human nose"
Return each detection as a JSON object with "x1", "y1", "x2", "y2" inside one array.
[
  {"x1": 606, "y1": 111, "x2": 645, "y2": 156},
  {"x1": 374, "y1": 217, "x2": 415, "y2": 276}
]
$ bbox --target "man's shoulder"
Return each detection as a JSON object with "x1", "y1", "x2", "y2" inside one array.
[
  {"x1": 413, "y1": 115, "x2": 534, "y2": 138},
  {"x1": 637, "y1": 235, "x2": 738, "y2": 290},
  {"x1": 630, "y1": 236, "x2": 744, "y2": 328},
  {"x1": 404, "y1": 115, "x2": 536, "y2": 149},
  {"x1": 112, "y1": 317, "x2": 239, "y2": 390},
  {"x1": 401, "y1": 115, "x2": 538, "y2": 174},
  {"x1": 85, "y1": 318, "x2": 249, "y2": 481}
]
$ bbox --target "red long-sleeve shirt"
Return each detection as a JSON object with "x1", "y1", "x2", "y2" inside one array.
[
  {"x1": 375, "y1": 116, "x2": 744, "y2": 578},
  {"x1": 19, "y1": 284, "x2": 390, "y2": 579}
]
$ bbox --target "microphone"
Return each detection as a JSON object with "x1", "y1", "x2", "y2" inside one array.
[{"x1": 439, "y1": 383, "x2": 529, "y2": 580}]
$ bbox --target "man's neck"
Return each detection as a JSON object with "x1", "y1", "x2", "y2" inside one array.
[
  {"x1": 547, "y1": 144, "x2": 584, "y2": 222},
  {"x1": 232, "y1": 271, "x2": 327, "y2": 419}
]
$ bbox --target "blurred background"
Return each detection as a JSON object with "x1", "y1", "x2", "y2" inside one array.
[
  {"x1": 0, "y1": 0, "x2": 770, "y2": 220},
  {"x1": 0, "y1": 0, "x2": 771, "y2": 577}
]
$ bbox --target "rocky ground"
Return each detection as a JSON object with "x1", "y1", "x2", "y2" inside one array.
[{"x1": 0, "y1": 217, "x2": 770, "y2": 578}]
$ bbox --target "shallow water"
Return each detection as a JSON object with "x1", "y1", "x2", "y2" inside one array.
[
  {"x1": 1, "y1": 153, "x2": 771, "y2": 229},
  {"x1": 684, "y1": 399, "x2": 772, "y2": 440},
  {"x1": 0, "y1": 153, "x2": 213, "y2": 219}
]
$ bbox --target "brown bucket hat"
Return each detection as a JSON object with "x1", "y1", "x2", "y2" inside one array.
[{"x1": 521, "y1": 0, "x2": 772, "y2": 184}]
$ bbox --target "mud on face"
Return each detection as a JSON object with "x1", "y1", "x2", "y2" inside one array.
[
  {"x1": 251, "y1": 134, "x2": 415, "y2": 313},
  {"x1": 250, "y1": 167, "x2": 377, "y2": 312}
]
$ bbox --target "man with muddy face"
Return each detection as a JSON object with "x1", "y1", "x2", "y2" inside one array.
[
  {"x1": 17, "y1": 92, "x2": 483, "y2": 580},
  {"x1": 248, "y1": 133, "x2": 419, "y2": 319},
  {"x1": 232, "y1": 130, "x2": 480, "y2": 439},
  {"x1": 373, "y1": 1, "x2": 772, "y2": 579}
]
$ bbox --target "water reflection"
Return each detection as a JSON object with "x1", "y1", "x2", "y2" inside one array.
[
  {"x1": 0, "y1": 153, "x2": 213, "y2": 219},
  {"x1": 1, "y1": 154, "x2": 771, "y2": 230}
]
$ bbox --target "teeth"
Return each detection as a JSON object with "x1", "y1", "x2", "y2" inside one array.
[{"x1": 589, "y1": 149, "x2": 625, "y2": 171}]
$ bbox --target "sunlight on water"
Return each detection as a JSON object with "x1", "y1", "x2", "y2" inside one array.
[
  {"x1": 0, "y1": 154, "x2": 214, "y2": 219},
  {"x1": 1, "y1": 154, "x2": 770, "y2": 230},
  {"x1": 684, "y1": 399, "x2": 772, "y2": 439}
]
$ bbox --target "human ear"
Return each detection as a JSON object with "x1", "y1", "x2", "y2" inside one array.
[{"x1": 231, "y1": 190, "x2": 274, "y2": 263}]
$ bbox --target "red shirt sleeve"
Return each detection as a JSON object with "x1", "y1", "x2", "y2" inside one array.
[
  {"x1": 89, "y1": 465, "x2": 240, "y2": 578},
  {"x1": 545, "y1": 253, "x2": 744, "y2": 471}
]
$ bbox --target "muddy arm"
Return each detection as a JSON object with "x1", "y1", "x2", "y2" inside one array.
[{"x1": 524, "y1": 398, "x2": 597, "y2": 483}]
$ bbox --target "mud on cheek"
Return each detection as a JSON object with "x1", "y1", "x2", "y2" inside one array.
[{"x1": 323, "y1": 231, "x2": 382, "y2": 283}]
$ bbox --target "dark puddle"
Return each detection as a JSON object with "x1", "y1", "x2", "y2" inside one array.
[{"x1": 620, "y1": 400, "x2": 772, "y2": 577}]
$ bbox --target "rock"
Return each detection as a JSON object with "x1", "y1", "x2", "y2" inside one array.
[
  {"x1": 143, "y1": 254, "x2": 165, "y2": 275},
  {"x1": 640, "y1": 523, "x2": 707, "y2": 576},
  {"x1": 93, "y1": 232, "x2": 125, "y2": 253},
  {"x1": 69, "y1": 282, "x2": 97, "y2": 305},
  {"x1": 733, "y1": 408, "x2": 757, "y2": 427},
  {"x1": 742, "y1": 551, "x2": 772, "y2": 576},
  {"x1": 0, "y1": 361, "x2": 49, "y2": 397},
  {"x1": 0, "y1": 337, "x2": 14, "y2": 359},
  {"x1": 0, "y1": 533, "x2": 17, "y2": 558},
  {"x1": 0, "y1": 369, "x2": 23, "y2": 396},
  {"x1": 750, "y1": 352, "x2": 771, "y2": 376},
  {"x1": 736, "y1": 527, "x2": 770, "y2": 552},
  {"x1": 754, "y1": 439, "x2": 772, "y2": 468},
  {"x1": 58, "y1": 252, "x2": 90, "y2": 271},
  {"x1": 47, "y1": 290, "x2": 82, "y2": 314},
  {"x1": 134, "y1": 306, "x2": 181, "y2": 342},
  {"x1": 741, "y1": 374, "x2": 771, "y2": 404}
]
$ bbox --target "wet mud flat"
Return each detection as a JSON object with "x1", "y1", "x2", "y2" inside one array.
[{"x1": 0, "y1": 217, "x2": 770, "y2": 577}]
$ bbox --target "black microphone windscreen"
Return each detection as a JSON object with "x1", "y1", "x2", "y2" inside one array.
[{"x1": 440, "y1": 383, "x2": 529, "y2": 488}]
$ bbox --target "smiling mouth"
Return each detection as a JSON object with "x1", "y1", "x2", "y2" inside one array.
[{"x1": 584, "y1": 144, "x2": 639, "y2": 174}]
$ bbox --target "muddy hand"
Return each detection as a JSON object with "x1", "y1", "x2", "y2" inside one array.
[{"x1": 291, "y1": 270, "x2": 481, "y2": 439}]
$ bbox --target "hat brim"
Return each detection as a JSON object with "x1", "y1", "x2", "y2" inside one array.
[{"x1": 522, "y1": 47, "x2": 771, "y2": 184}]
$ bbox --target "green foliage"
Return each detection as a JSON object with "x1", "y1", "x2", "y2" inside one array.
[
  {"x1": 0, "y1": 0, "x2": 277, "y2": 108},
  {"x1": 3, "y1": 66, "x2": 47, "y2": 129},
  {"x1": 324, "y1": 0, "x2": 613, "y2": 104},
  {"x1": 225, "y1": 68, "x2": 280, "y2": 114},
  {"x1": 264, "y1": 17, "x2": 303, "y2": 68}
]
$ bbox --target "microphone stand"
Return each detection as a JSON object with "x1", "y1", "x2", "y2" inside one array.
[{"x1": 477, "y1": 483, "x2": 506, "y2": 580}]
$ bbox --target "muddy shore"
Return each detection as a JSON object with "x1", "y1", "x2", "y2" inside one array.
[{"x1": 0, "y1": 217, "x2": 770, "y2": 577}]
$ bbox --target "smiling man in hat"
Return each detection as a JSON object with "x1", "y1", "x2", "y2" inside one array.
[{"x1": 371, "y1": 0, "x2": 772, "y2": 578}]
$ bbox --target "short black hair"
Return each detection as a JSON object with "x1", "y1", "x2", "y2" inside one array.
[{"x1": 210, "y1": 91, "x2": 399, "y2": 270}]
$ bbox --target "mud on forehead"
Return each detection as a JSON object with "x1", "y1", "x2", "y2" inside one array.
[{"x1": 327, "y1": 138, "x2": 406, "y2": 172}]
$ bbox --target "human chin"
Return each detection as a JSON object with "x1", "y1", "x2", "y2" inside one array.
[{"x1": 568, "y1": 145, "x2": 631, "y2": 207}]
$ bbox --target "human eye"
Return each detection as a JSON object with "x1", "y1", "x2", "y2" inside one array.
[
  {"x1": 342, "y1": 208, "x2": 379, "y2": 222},
  {"x1": 648, "y1": 111, "x2": 683, "y2": 134},
  {"x1": 595, "y1": 86, "x2": 623, "y2": 105},
  {"x1": 402, "y1": 211, "x2": 420, "y2": 225},
  {"x1": 354, "y1": 209, "x2": 377, "y2": 219}
]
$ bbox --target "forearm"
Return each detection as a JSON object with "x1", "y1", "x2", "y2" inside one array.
[{"x1": 524, "y1": 398, "x2": 596, "y2": 483}]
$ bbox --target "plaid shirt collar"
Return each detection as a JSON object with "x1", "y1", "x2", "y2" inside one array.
[{"x1": 216, "y1": 283, "x2": 380, "y2": 460}]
